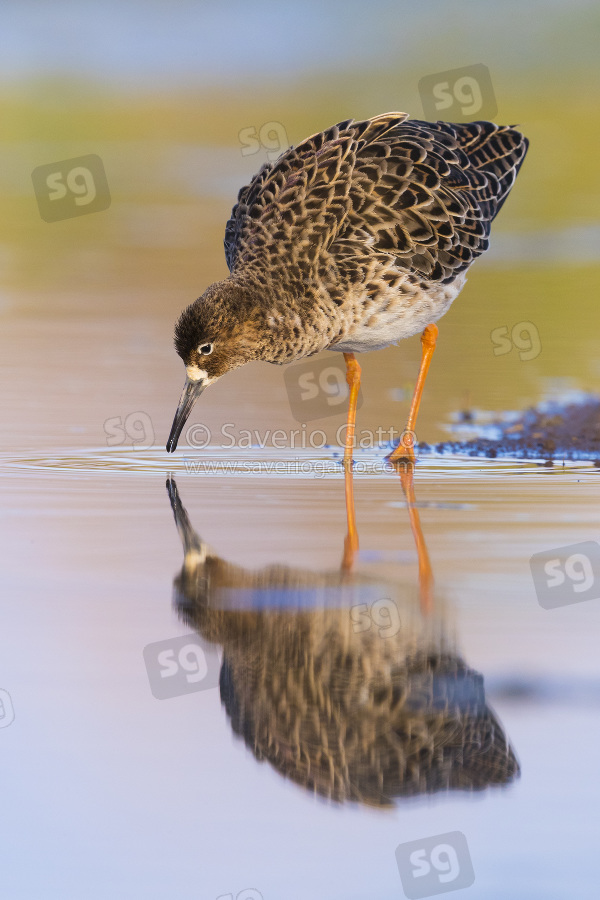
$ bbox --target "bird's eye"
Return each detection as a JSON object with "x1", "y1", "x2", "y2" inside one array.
[{"x1": 198, "y1": 343, "x2": 213, "y2": 355}]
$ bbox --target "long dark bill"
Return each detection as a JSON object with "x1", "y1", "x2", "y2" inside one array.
[{"x1": 166, "y1": 378, "x2": 205, "y2": 452}]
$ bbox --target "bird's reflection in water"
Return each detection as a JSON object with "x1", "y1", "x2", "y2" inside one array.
[{"x1": 166, "y1": 469, "x2": 519, "y2": 808}]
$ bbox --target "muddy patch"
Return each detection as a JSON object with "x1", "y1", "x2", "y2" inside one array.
[{"x1": 421, "y1": 397, "x2": 600, "y2": 465}]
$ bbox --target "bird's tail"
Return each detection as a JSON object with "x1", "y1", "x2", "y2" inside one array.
[{"x1": 447, "y1": 120, "x2": 529, "y2": 220}]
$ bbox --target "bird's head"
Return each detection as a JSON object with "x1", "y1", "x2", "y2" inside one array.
[{"x1": 166, "y1": 280, "x2": 258, "y2": 452}]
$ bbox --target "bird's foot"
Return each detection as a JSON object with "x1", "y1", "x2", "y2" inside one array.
[
  {"x1": 386, "y1": 453, "x2": 417, "y2": 475},
  {"x1": 386, "y1": 431, "x2": 418, "y2": 470}
]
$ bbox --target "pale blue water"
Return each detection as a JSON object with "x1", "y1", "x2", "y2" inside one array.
[
  {"x1": 1, "y1": 0, "x2": 597, "y2": 87},
  {"x1": 2, "y1": 453, "x2": 600, "y2": 900}
]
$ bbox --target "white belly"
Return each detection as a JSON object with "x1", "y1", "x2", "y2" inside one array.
[{"x1": 330, "y1": 276, "x2": 465, "y2": 353}]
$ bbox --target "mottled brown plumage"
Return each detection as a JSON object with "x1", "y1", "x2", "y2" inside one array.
[
  {"x1": 167, "y1": 112, "x2": 528, "y2": 451},
  {"x1": 167, "y1": 478, "x2": 519, "y2": 806}
]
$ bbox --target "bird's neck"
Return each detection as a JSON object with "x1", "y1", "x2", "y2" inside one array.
[{"x1": 227, "y1": 273, "x2": 338, "y2": 363}]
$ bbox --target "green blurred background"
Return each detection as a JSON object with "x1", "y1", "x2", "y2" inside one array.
[{"x1": 2, "y1": 0, "x2": 599, "y2": 449}]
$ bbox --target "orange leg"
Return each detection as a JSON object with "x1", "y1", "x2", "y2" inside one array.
[
  {"x1": 342, "y1": 352, "x2": 361, "y2": 470},
  {"x1": 388, "y1": 323, "x2": 439, "y2": 464},
  {"x1": 398, "y1": 466, "x2": 434, "y2": 615},
  {"x1": 341, "y1": 463, "x2": 359, "y2": 572}
]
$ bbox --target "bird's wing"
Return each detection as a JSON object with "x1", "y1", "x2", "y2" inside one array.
[
  {"x1": 224, "y1": 159, "x2": 274, "y2": 272},
  {"x1": 333, "y1": 118, "x2": 529, "y2": 284},
  {"x1": 223, "y1": 113, "x2": 409, "y2": 275},
  {"x1": 224, "y1": 115, "x2": 528, "y2": 285}
]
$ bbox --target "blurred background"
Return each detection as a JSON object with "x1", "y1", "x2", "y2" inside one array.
[
  {"x1": 2, "y1": 6, "x2": 600, "y2": 900},
  {"x1": 2, "y1": 0, "x2": 599, "y2": 451}
]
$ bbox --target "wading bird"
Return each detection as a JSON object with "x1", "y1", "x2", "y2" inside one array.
[
  {"x1": 166, "y1": 112, "x2": 528, "y2": 463},
  {"x1": 165, "y1": 471, "x2": 519, "y2": 805}
]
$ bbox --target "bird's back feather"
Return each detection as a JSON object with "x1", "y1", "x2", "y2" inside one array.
[{"x1": 224, "y1": 113, "x2": 528, "y2": 289}]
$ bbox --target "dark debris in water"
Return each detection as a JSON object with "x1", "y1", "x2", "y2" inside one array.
[{"x1": 423, "y1": 398, "x2": 600, "y2": 465}]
